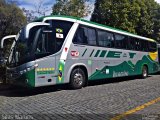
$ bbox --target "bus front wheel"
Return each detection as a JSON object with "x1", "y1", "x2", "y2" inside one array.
[
  {"x1": 142, "y1": 66, "x2": 148, "y2": 78},
  {"x1": 70, "y1": 68, "x2": 86, "y2": 89}
]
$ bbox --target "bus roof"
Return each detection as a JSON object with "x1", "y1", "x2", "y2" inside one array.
[{"x1": 34, "y1": 15, "x2": 156, "y2": 42}]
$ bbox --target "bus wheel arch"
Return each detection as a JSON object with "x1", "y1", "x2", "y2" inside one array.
[
  {"x1": 141, "y1": 64, "x2": 148, "y2": 78},
  {"x1": 69, "y1": 65, "x2": 88, "y2": 89}
]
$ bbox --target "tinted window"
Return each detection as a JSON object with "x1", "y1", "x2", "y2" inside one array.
[
  {"x1": 73, "y1": 25, "x2": 97, "y2": 46},
  {"x1": 128, "y1": 37, "x2": 140, "y2": 51},
  {"x1": 35, "y1": 20, "x2": 73, "y2": 58},
  {"x1": 97, "y1": 30, "x2": 114, "y2": 47},
  {"x1": 128, "y1": 37, "x2": 157, "y2": 52},
  {"x1": 115, "y1": 34, "x2": 128, "y2": 49},
  {"x1": 128, "y1": 37, "x2": 134, "y2": 50},
  {"x1": 87, "y1": 27, "x2": 97, "y2": 45},
  {"x1": 140, "y1": 40, "x2": 148, "y2": 52},
  {"x1": 73, "y1": 26, "x2": 87, "y2": 44},
  {"x1": 135, "y1": 39, "x2": 141, "y2": 51},
  {"x1": 148, "y1": 41, "x2": 157, "y2": 52},
  {"x1": 36, "y1": 29, "x2": 53, "y2": 54}
]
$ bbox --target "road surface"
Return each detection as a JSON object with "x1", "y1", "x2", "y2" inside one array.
[{"x1": 0, "y1": 74, "x2": 160, "y2": 120}]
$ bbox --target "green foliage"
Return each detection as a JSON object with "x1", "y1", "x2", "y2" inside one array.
[
  {"x1": 22, "y1": 8, "x2": 38, "y2": 22},
  {"x1": 0, "y1": 0, "x2": 27, "y2": 39},
  {"x1": 92, "y1": 0, "x2": 143, "y2": 33},
  {"x1": 0, "y1": 0, "x2": 27, "y2": 61},
  {"x1": 0, "y1": 1, "x2": 27, "y2": 80},
  {"x1": 151, "y1": 3, "x2": 160, "y2": 42},
  {"x1": 135, "y1": 0, "x2": 154, "y2": 37},
  {"x1": 52, "y1": 0, "x2": 91, "y2": 18},
  {"x1": 91, "y1": 0, "x2": 160, "y2": 41}
]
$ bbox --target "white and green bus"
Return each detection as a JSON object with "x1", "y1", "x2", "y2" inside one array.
[{"x1": 6, "y1": 16, "x2": 159, "y2": 89}]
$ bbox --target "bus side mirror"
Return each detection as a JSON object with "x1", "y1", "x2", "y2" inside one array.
[{"x1": 1, "y1": 35, "x2": 16, "y2": 49}]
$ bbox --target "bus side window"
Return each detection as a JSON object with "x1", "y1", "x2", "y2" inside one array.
[
  {"x1": 97, "y1": 30, "x2": 114, "y2": 48},
  {"x1": 73, "y1": 27, "x2": 87, "y2": 44},
  {"x1": 86, "y1": 27, "x2": 97, "y2": 46},
  {"x1": 114, "y1": 34, "x2": 127, "y2": 49},
  {"x1": 148, "y1": 41, "x2": 157, "y2": 52},
  {"x1": 73, "y1": 25, "x2": 97, "y2": 46},
  {"x1": 128, "y1": 37, "x2": 136, "y2": 50},
  {"x1": 140, "y1": 40, "x2": 148, "y2": 52},
  {"x1": 135, "y1": 39, "x2": 141, "y2": 51}
]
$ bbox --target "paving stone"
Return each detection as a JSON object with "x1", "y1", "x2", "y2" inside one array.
[{"x1": 0, "y1": 75, "x2": 160, "y2": 120}]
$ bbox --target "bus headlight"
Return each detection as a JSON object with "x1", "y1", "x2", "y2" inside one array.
[
  {"x1": 34, "y1": 64, "x2": 38, "y2": 68},
  {"x1": 20, "y1": 71, "x2": 24, "y2": 75},
  {"x1": 27, "y1": 67, "x2": 31, "y2": 71},
  {"x1": 19, "y1": 64, "x2": 38, "y2": 75},
  {"x1": 20, "y1": 69, "x2": 29, "y2": 75},
  {"x1": 23, "y1": 70, "x2": 27, "y2": 73}
]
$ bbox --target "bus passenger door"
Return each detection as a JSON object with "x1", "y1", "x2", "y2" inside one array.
[{"x1": 34, "y1": 28, "x2": 57, "y2": 87}]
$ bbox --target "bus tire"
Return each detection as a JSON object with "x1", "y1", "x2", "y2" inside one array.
[
  {"x1": 70, "y1": 68, "x2": 86, "y2": 89},
  {"x1": 142, "y1": 65, "x2": 148, "y2": 78}
]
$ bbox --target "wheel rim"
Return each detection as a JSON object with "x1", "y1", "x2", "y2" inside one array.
[
  {"x1": 143, "y1": 68, "x2": 147, "y2": 77},
  {"x1": 73, "y1": 73, "x2": 83, "y2": 86}
]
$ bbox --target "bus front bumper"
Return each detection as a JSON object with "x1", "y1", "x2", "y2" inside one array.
[{"x1": 6, "y1": 67, "x2": 27, "y2": 86}]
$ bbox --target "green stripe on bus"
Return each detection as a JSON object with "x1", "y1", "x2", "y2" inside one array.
[
  {"x1": 90, "y1": 49, "x2": 95, "y2": 57},
  {"x1": 89, "y1": 55, "x2": 158, "y2": 80},
  {"x1": 106, "y1": 51, "x2": 122, "y2": 58},
  {"x1": 25, "y1": 69, "x2": 35, "y2": 87},
  {"x1": 82, "y1": 49, "x2": 87, "y2": 57},
  {"x1": 94, "y1": 50, "x2": 101, "y2": 57},
  {"x1": 100, "y1": 50, "x2": 107, "y2": 57}
]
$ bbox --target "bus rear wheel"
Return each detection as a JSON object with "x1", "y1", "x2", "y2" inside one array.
[
  {"x1": 142, "y1": 66, "x2": 148, "y2": 78},
  {"x1": 70, "y1": 68, "x2": 86, "y2": 89}
]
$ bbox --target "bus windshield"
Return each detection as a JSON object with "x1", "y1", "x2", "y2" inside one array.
[
  {"x1": 34, "y1": 20, "x2": 73, "y2": 59},
  {"x1": 8, "y1": 27, "x2": 36, "y2": 67},
  {"x1": 8, "y1": 20, "x2": 73, "y2": 67}
]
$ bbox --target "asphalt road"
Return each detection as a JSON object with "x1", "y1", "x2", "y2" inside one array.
[{"x1": 0, "y1": 74, "x2": 160, "y2": 120}]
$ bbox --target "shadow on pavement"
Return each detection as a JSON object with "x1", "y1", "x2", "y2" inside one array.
[
  {"x1": 88, "y1": 75, "x2": 151, "y2": 87},
  {"x1": 152, "y1": 72, "x2": 160, "y2": 75},
  {"x1": 0, "y1": 75, "x2": 151, "y2": 97},
  {"x1": 0, "y1": 83, "x2": 69, "y2": 97}
]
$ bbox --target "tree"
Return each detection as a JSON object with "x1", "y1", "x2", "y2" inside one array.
[
  {"x1": 52, "y1": 0, "x2": 91, "y2": 18},
  {"x1": 0, "y1": 0, "x2": 27, "y2": 39},
  {"x1": 152, "y1": 10, "x2": 160, "y2": 42},
  {"x1": 134, "y1": 0, "x2": 156, "y2": 37},
  {"x1": 0, "y1": 0, "x2": 27, "y2": 82},
  {"x1": 91, "y1": 0, "x2": 143, "y2": 33},
  {"x1": 22, "y1": 8, "x2": 37, "y2": 22},
  {"x1": 151, "y1": 2, "x2": 160, "y2": 42},
  {"x1": 22, "y1": 0, "x2": 51, "y2": 22},
  {"x1": 91, "y1": 0, "x2": 160, "y2": 40}
]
